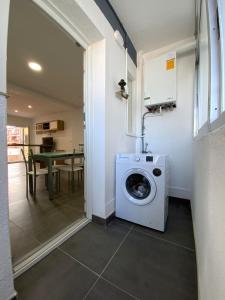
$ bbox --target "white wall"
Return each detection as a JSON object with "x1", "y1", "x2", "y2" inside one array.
[
  {"x1": 192, "y1": 126, "x2": 225, "y2": 300},
  {"x1": 87, "y1": 39, "x2": 107, "y2": 218},
  {"x1": 105, "y1": 41, "x2": 137, "y2": 217},
  {"x1": 142, "y1": 48, "x2": 195, "y2": 200},
  {"x1": 0, "y1": 1, "x2": 16, "y2": 300},
  {"x1": 33, "y1": 109, "x2": 83, "y2": 151},
  {"x1": 73, "y1": 0, "x2": 137, "y2": 218}
]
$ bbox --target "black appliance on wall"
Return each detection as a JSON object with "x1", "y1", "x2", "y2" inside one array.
[
  {"x1": 41, "y1": 137, "x2": 54, "y2": 153},
  {"x1": 39, "y1": 137, "x2": 54, "y2": 168}
]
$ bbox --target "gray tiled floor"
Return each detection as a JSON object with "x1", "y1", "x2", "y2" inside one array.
[
  {"x1": 134, "y1": 199, "x2": 195, "y2": 250},
  {"x1": 60, "y1": 219, "x2": 130, "y2": 274},
  {"x1": 8, "y1": 162, "x2": 85, "y2": 264},
  {"x1": 15, "y1": 199, "x2": 198, "y2": 300}
]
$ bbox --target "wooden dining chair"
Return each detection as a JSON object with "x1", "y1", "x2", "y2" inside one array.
[{"x1": 21, "y1": 149, "x2": 59, "y2": 200}]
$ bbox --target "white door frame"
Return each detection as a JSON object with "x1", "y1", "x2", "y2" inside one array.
[
  {"x1": 83, "y1": 48, "x2": 93, "y2": 220},
  {"x1": 2, "y1": 0, "x2": 104, "y2": 278},
  {"x1": 0, "y1": 1, "x2": 15, "y2": 299},
  {"x1": 33, "y1": 0, "x2": 97, "y2": 220}
]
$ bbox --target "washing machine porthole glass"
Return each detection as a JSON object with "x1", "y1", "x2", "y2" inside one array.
[{"x1": 125, "y1": 173, "x2": 151, "y2": 200}]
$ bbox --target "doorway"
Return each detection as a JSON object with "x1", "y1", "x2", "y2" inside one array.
[
  {"x1": 7, "y1": 0, "x2": 88, "y2": 269},
  {"x1": 0, "y1": 0, "x2": 106, "y2": 284}
]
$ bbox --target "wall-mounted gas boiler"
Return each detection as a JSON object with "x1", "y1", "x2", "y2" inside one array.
[{"x1": 143, "y1": 52, "x2": 176, "y2": 111}]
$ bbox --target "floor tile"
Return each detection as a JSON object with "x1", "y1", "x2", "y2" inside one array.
[
  {"x1": 103, "y1": 230, "x2": 197, "y2": 300},
  {"x1": 15, "y1": 249, "x2": 97, "y2": 300},
  {"x1": 60, "y1": 219, "x2": 131, "y2": 274},
  {"x1": 9, "y1": 222, "x2": 41, "y2": 264},
  {"x1": 8, "y1": 162, "x2": 85, "y2": 264},
  {"x1": 86, "y1": 278, "x2": 136, "y2": 300},
  {"x1": 169, "y1": 198, "x2": 192, "y2": 218},
  {"x1": 114, "y1": 217, "x2": 134, "y2": 229},
  {"x1": 34, "y1": 212, "x2": 85, "y2": 243},
  {"x1": 134, "y1": 199, "x2": 195, "y2": 250}
]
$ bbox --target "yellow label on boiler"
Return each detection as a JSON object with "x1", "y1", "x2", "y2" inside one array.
[{"x1": 166, "y1": 58, "x2": 175, "y2": 70}]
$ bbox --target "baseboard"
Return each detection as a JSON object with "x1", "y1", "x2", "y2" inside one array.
[
  {"x1": 169, "y1": 196, "x2": 191, "y2": 205},
  {"x1": 7, "y1": 291, "x2": 17, "y2": 300},
  {"x1": 169, "y1": 186, "x2": 192, "y2": 200},
  {"x1": 105, "y1": 198, "x2": 115, "y2": 218},
  {"x1": 92, "y1": 212, "x2": 115, "y2": 225}
]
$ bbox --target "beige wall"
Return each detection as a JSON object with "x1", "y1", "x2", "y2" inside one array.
[{"x1": 33, "y1": 109, "x2": 83, "y2": 151}]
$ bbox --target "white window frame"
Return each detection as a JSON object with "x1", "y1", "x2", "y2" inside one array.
[
  {"x1": 195, "y1": 0, "x2": 225, "y2": 138},
  {"x1": 208, "y1": 0, "x2": 221, "y2": 123},
  {"x1": 194, "y1": 0, "x2": 210, "y2": 137},
  {"x1": 218, "y1": 0, "x2": 225, "y2": 112}
]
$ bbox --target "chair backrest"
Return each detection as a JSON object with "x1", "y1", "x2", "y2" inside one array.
[
  {"x1": 21, "y1": 148, "x2": 28, "y2": 174},
  {"x1": 71, "y1": 149, "x2": 75, "y2": 171},
  {"x1": 78, "y1": 144, "x2": 84, "y2": 152},
  {"x1": 21, "y1": 148, "x2": 37, "y2": 174},
  {"x1": 29, "y1": 149, "x2": 36, "y2": 174},
  {"x1": 73, "y1": 147, "x2": 84, "y2": 165}
]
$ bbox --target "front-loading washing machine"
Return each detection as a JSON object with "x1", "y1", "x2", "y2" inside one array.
[{"x1": 116, "y1": 153, "x2": 168, "y2": 232}]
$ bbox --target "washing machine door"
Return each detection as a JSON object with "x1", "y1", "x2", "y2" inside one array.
[{"x1": 122, "y1": 168, "x2": 157, "y2": 206}]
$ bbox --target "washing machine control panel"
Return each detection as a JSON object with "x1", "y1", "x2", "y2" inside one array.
[
  {"x1": 134, "y1": 155, "x2": 154, "y2": 162},
  {"x1": 146, "y1": 156, "x2": 153, "y2": 162}
]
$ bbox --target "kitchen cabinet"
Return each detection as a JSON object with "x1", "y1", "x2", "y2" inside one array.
[{"x1": 35, "y1": 120, "x2": 64, "y2": 134}]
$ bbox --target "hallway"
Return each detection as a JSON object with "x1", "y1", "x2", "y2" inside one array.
[{"x1": 15, "y1": 199, "x2": 197, "y2": 300}]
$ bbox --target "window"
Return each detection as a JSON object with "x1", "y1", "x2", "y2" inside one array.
[
  {"x1": 196, "y1": 0, "x2": 225, "y2": 135},
  {"x1": 7, "y1": 126, "x2": 29, "y2": 162},
  {"x1": 196, "y1": 0, "x2": 209, "y2": 130},
  {"x1": 218, "y1": 0, "x2": 225, "y2": 111},
  {"x1": 208, "y1": 0, "x2": 221, "y2": 122}
]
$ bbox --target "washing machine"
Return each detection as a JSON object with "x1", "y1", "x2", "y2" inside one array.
[{"x1": 116, "y1": 153, "x2": 168, "y2": 232}]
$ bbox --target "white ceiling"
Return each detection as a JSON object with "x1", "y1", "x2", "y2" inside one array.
[
  {"x1": 109, "y1": 0, "x2": 195, "y2": 52},
  {"x1": 7, "y1": 0, "x2": 84, "y2": 118},
  {"x1": 7, "y1": 83, "x2": 75, "y2": 119}
]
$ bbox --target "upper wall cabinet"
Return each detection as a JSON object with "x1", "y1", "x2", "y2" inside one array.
[
  {"x1": 143, "y1": 52, "x2": 176, "y2": 107},
  {"x1": 35, "y1": 120, "x2": 64, "y2": 134}
]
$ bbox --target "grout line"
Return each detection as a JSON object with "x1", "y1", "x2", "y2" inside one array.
[
  {"x1": 58, "y1": 247, "x2": 100, "y2": 277},
  {"x1": 101, "y1": 277, "x2": 140, "y2": 300},
  {"x1": 83, "y1": 276, "x2": 100, "y2": 300},
  {"x1": 83, "y1": 225, "x2": 134, "y2": 299},
  {"x1": 133, "y1": 227, "x2": 195, "y2": 252},
  {"x1": 99, "y1": 224, "x2": 134, "y2": 277}
]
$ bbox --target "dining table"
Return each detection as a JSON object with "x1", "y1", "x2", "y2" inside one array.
[{"x1": 30, "y1": 151, "x2": 84, "y2": 200}]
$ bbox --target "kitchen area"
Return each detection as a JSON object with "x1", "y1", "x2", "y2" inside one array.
[
  {"x1": 7, "y1": 112, "x2": 85, "y2": 265},
  {"x1": 6, "y1": 0, "x2": 85, "y2": 267}
]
